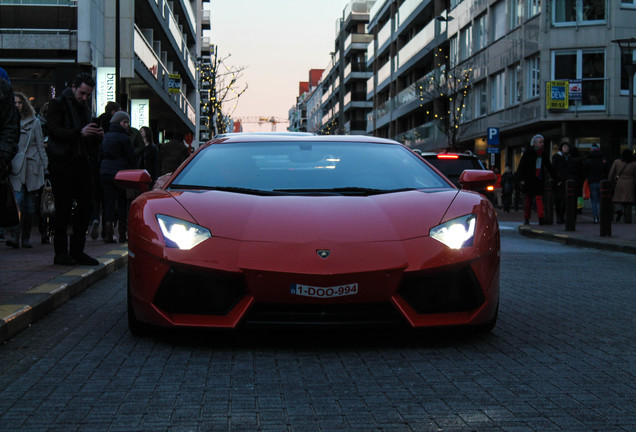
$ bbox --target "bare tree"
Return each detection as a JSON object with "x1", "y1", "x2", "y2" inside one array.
[
  {"x1": 200, "y1": 49, "x2": 248, "y2": 136},
  {"x1": 418, "y1": 49, "x2": 472, "y2": 151}
]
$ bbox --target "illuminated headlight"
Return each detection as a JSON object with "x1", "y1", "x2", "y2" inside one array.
[
  {"x1": 430, "y1": 214, "x2": 476, "y2": 249},
  {"x1": 156, "y1": 214, "x2": 211, "y2": 250}
]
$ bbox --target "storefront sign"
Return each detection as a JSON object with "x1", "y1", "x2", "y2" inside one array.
[
  {"x1": 130, "y1": 99, "x2": 150, "y2": 129},
  {"x1": 168, "y1": 74, "x2": 181, "y2": 94},
  {"x1": 569, "y1": 80, "x2": 582, "y2": 101},
  {"x1": 96, "y1": 67, "x2": 117, "y2": 115},
  {"x1": 546, "y1": 81, "x2": 569, "y2": 110}
]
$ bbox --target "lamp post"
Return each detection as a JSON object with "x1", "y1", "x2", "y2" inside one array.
[{"x1": 612, "y1": 38, "x2": 636, "y2": 152}]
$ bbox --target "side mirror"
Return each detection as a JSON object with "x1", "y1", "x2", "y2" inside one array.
[
  {"x1": 458, "y1": 169, "x2": 497, "y2": 192},
  {"x1": 115, "y1": 169, "x2": 153, "y2": 192}
]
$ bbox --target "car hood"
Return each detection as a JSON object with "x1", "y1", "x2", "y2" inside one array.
[{"x1": 168, "y1": 189, "x2": 461, "y2": 242}]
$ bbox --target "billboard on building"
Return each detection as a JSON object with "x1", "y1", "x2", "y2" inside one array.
[
  {"x1": 131, "y1": 99, "x2": 150, "y2": 129},
  {"x1": 96, "y1": 67, "x2": 117, "y2": 115},
  {"x1": 546, "y1": 81, "x2": 569, "y2": 110}
]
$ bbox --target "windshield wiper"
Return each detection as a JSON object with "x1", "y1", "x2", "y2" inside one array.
[{"x1": 169, "y1": 185, "x2": 283, "y2": 196}]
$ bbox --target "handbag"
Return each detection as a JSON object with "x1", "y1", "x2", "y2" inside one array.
[
  {"x1": 0, "y1": 178, "x2": 20, "y2": 227},
  {"x1": 40, "y1": 179, "x2": 55, "y2": 217}
]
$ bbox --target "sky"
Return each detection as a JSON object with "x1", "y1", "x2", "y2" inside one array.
[{"x1": 207, "y1": 0, "x2": 349, "y2": 131}]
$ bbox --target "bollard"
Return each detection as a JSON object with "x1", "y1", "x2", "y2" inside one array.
[
  {"x1": 565, "y1": 179, "x2": 576, "y2": 231},
  {"x1": 600, "y1": 179, "x2": 612, "y2": 236},
  {"x1": 544, "y1": 180, "x2": 554, "y2": 225}
]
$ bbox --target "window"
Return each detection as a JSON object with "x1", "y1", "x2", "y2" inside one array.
[
  {"x1": 620, "y1": 49, "x2": 636, "y2": 93},
  {"x1": 508, "y1": 0, "x2": 522, "y2": 29},
  {"x1": 508, "y1": 64, "x2": 522, "y2": 105},
  {"x1": 490, "y1": 71, "x2": 506, "y2": 112},
  {"x1": 459, "y1": 25, "x2": 472, "y2": 61},
  {"x1": 622, "y1": 0, "x2": 636, "y2": 6},
  {"x1": 553, "y1": 0, "x2": 606, "y2": 25},
  {"x1": 474, "y1": 81, "x2": 487, "y2": 117},
  {"x1": 528, "y1": 0, "x2": 541, "y2": 17},
  {"x1": 474, "y1": 14, "x2": 487, "y2": 52},
  {"x1": 449, "y1": 36, "x2": 459, "y2": 69},
  {"x1": 553, "y1": 49, "x2": 605, "y2": 108},
  {"x1": 491, "y1": 1, "x2": 506, "y2": 41},
  {"x1": 525, "y1": 55, "x2": 541, "y2": 99}
]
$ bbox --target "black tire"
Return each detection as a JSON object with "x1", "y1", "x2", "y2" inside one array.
[{"x1": 127, "y1": 269, "x2": 154, "y2": 337}]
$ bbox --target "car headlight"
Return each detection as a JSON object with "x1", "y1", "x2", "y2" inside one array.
[
  {"x1": 430, "y1": 214, "x2": 476, "y2": 249},
  {"x1": 156, "y1": 214, "x2": 211, "y2": 250}
]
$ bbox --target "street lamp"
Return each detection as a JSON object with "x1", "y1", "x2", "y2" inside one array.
[{"x1": 612, "y1": 38, "x2": 636, "y2": 152}]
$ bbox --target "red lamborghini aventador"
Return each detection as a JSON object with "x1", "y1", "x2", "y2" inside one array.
[{"x1": 115, "y1": 134, "x2": 500, "y2": 335}]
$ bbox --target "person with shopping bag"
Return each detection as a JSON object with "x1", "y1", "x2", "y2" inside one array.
[{"x1": 6, "y1": 92, "x2": 47, "y2": 248}]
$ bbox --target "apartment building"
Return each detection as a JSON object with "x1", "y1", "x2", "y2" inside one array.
[
  {"x1": 366, "y1": 0, "x2": 636, "y2": 169},
  {"x1": 0, "y1": 0, "x2": 208, "y2": 145},
  {"x1": 292, "y1": 0, "x2": 375, "y2": 135}
]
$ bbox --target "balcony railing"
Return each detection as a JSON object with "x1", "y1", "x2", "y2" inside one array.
[
  {"x1": 396, "y1": 19, "x2": 436, "y2": 69},
  {"x1": 134, "y1": 25, "x2": 163, "y2": 79},
  {"x1": 377, "y1": 60, "x2": 392, "y2": 86},
  {"x1": 377, "y1": 20, "x2": 391, "y2": 48},
  {"x1": 397, "y1": 0, "x2": 419, "y2": 27},
  {"x1": 394, "y1": 121, "x2": 440, "y2": 147}
]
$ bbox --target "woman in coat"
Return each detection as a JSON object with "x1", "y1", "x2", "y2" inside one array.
[
  {"x1": 7, "y1": 92, "x2": 48, "y2": 248},
  {"x1": 609, "y1": 149, "x2": 636, "y2": 223},
  {"x1": 100, "y1": 111, "x2": 136, "y2": 243}
]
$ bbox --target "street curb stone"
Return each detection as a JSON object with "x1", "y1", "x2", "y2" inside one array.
[
  {"x1": 0, "y1": 247, "x2": 128, "y2": 344},
  {"x1": 518, "y1": 225, "x2": 636, "y2": 255}
]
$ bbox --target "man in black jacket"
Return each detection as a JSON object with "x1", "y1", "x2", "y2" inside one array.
[
  {"x1": 0, "y1": 67, "x2": 18, "y2": 182},
  {"x1": 46, "y1": 73, "x2": 104, "y2": 265}
]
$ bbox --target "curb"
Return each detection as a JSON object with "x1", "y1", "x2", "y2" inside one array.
[
  {"x1": 0, "y1": 247, "x2": 128, "y2": 344},
  {"x1": 518, "y1": 225, "x2": 636, "y2": 255}
]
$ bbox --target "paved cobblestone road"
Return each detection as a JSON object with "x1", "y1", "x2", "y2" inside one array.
[{"x1": 0, "y1": 223, "x2": 635, "y2": 431}]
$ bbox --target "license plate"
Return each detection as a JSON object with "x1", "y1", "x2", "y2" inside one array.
[{"x1": 290, "y1": 283, "x2": 358, "y2": 299}]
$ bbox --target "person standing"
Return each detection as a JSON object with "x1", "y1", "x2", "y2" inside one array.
[
  {"x1": 500, "y1": 166, "x2": 515, "y2": 213},
  {"x1": 518, "y1": 134, "x2": 555, "y2": 225},
  {"x1": 0, "y1": 67, "x2": 19, "y2": 242},
  {"x1": 159, "y1": 131, "x2": 190, "y2": 176},
  {"x1": 46, "y1": 72, "x2": 103, "y2": 266},
  {"x1": 6, "y1": 92, "x2": 48, "y2": 248},
  {"x1": 583, "y1": 144, "x2": 609, "y2": 224},
  {"x1": 100, "y1": 111, "x2": 136, "y2": 243},
  {"x1": 608, "y1": 149, "x2": 636, "y2": 224},
  {"x1": 139, "y1": 126, "x2": 159, "y2": 182},
  {"x1": 551, "y1": 142, "x2": 570, "y2": 224}
]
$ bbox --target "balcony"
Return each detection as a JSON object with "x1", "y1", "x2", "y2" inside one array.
[
  {"x1": 377, "y1": 20, "x2": 392, "y2": 51},
  {"x1": 396, "y1": 19, "x2": 436, "y2": 69},
  {"x1": 377, "y1": 60, "x2": 392, "y2": 87},
  {"x1": 201, "y1": 36, "x2": 211, "y2": 54},
  {"x1": 202, "y1": 8, "x2": 211, "y2": 31},
  {"x1": 134, "y1": 25, "x2": 164, "y2": 80},
  {"x1": 344, "y1": 33, "x2": 373, "y2": 54}
]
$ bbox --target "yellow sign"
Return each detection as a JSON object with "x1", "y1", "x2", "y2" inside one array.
[
  {"x1": 168, "y1": 74, "x2": 181, "y2": 94},
  {"x1": 546, "y1": 81, "x2": 569, "y2": 110}
]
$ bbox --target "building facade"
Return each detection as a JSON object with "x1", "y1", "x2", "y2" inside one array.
[
  {"x1": 364, "y1": 0, "x2": 636, "y2": 170},
  {"x1": 0, "y1": 0, "x2": 208, "y2": 146}
]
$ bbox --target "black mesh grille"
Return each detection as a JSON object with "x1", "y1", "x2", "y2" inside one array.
[
  {"x1": 154, "y1": 268, "x2": 245, "y2": 315},
  {"x1": 399, "y1": 267, "x2": 485, "y2": 314},
  {"x1": 244, "y1": 302, "x2": 404, "y2": 327}
]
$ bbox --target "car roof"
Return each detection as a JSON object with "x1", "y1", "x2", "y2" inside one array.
[{"x1": 206, "y1": 134, "x2": 403, "y2": 145}]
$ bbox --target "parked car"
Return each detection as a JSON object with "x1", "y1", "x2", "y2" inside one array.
[
  {"x1": 115, "y1": 134, "x2": 500, "y2": 336},
  {"x1": 418, "y1": 150, "x2": 496, "y2": 200}
]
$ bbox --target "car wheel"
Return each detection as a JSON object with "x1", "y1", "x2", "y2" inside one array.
[
  {"x1": 127, "y1": 270, "x2": 154, "y2": 337},
  {"x1": 475, "y1": 301, "x2": 498, "y2": 333}
]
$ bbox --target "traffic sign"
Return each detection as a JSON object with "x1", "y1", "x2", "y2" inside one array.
[{"x1": 487, "y1": 127, "x2": 499, "y2": 146}]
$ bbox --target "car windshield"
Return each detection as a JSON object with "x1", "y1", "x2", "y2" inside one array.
[{"x1": 170, "y1": 141, "x2": 450, "y2": 195}]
